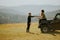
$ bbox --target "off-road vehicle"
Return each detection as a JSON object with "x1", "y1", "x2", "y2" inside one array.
[{"x1": 39, "y1": 13, "x2": 60, "y2": 33}]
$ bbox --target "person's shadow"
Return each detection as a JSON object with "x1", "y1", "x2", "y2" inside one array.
[
  {"x1": 27, "y1": 32, "x2": 40, "y2": 35},
  {"x1": 43, "y1": 31, "x2": 60, "y2": 36},
  {"x1": 28, "y1": 32, "x2": 35, "y2": 34},
  {"x1": 27, "y1": 31, "x2": 60, "y2": 36}
]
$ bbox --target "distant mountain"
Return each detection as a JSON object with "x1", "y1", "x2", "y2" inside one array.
[
  {"x1": 0, "y1": 11, "x2": 38, "y2": 23},
  {"x1": 46, "y1": 10, "x2": 60, "y2": 20},
  {"x1": 0, "y1": 5, "x2": 60, "y2": 15},
  {"x1": 0, "y1": 5, "x2": 60, "y2": 23},
  {"x1": 0, "y1": 13, "x2": 38, "y2": 23},
  {"x1": 0, "y1": 12, "x2": 27, "y2": 23}
]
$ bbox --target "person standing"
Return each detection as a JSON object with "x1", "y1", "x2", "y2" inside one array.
[{"x1": 26, "y1": 13, "x2": 35, "y2": 32}]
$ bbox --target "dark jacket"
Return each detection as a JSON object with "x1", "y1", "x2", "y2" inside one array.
[{"x1": 27, "y1": 16, "x2": 35, "y2": 23}]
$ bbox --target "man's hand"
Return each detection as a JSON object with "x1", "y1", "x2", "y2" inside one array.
[{"x1": 34, "y1": 16, "x2": 41, "y2": 19}]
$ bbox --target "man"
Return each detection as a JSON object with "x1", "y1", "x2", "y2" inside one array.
[
  {"x1": 26, "y1": 12, "x2": 35, "y2": 32},
  {"x1": 34, "y1": 10, "x2": 46, "y2": 28},
  {"x1": 38, "y1": 10, "x2": 46, "y2": 28}
]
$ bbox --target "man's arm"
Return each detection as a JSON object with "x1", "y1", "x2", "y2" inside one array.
[
  {"x1": 31, "y1": 16, "x2": 36, "y2": 17},
  {"x1": 31, "y1": 16, "x2": 40, "y2": 17},
  {"x1": 31, "y1": 16, "x2": 41, "y2": 19}
]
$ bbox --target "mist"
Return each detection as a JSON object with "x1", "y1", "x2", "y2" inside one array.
[{"x1": 0, "y1": 5, "x2": 60, "y2": 23}]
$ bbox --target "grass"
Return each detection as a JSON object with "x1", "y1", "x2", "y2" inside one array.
[{"x1": 0, "y1": 23, "x2": 60, "y2": 40}]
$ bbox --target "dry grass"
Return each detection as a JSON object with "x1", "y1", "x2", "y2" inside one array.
[{"x1": 0, "y1": 23, "x2": 60, "y2": 40}]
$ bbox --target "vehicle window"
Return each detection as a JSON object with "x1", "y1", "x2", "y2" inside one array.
[{"x1": 56, "y1": 15, "x2": 60, "y2": 19}]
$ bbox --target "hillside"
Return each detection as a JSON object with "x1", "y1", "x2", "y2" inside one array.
[
  {"x1": 0, "y1": 12, "x2": 27, "y2": 23},
  {"x1": 0, "y1": 5, "x2": 60, "y2": 23},
  {"x1": 46, "y1": 10, "x2": 60, "y2": 20},
  {"x1": 0, "y1": 12, "x2": 37, "y2": 23}
]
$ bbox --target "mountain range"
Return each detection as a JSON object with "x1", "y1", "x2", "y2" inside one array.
[{"x1": 0, "y1": 5, "x2": 60, "y2": 23}]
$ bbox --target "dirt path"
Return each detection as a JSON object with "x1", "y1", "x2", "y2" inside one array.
[{"x1": 0, "y1": 23, "x2": 60, "y2": 40}]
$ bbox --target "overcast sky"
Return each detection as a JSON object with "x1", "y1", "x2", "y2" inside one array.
[{"x1": 0, "y1": 0, "x2": 60, "y2": 7}]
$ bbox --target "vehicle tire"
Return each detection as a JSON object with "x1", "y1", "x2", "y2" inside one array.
[{"x1": 41, "y1": 25, "x2": 49, "y2": 33}]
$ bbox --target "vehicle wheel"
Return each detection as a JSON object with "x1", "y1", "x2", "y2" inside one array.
[{"x1": 41, "y1": 25, "x2": 49, "y2": 33}]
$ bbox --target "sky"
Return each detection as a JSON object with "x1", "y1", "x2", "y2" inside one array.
[{"x1": 0, "y1": 0, "x2": 60, "y2": 7}]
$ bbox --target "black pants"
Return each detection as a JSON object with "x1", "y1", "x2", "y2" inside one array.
[{"x1": 26, "y1": 22, "x2": 31, "y2": 32}]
